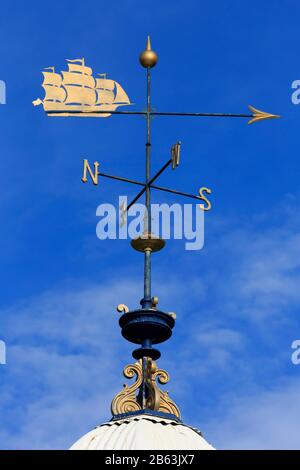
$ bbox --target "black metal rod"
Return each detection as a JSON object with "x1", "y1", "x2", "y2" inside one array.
[
  {"x1": 99, "y1": 170, "x2": 202, "y2": 204},
  {"x1": 125, "y1": 158, "x2": 173, "y2": 213},
  {"x1": 147, "y1": 158, "x2": 172, "y2": 186},
  {"x1": 126, "y1": 186, "x2": 148, "y2": 212},
  {"x1": 47, "y1": 109, "x2": 253, "y2": 118},
  {"x1": 98, "y1": 172, "x2": 145, "y2": 187},
  {"x1": 150, "y1": 112, "x2": 253, "y2": 118},
  {"x1": 126, "y1": 182, "x2": 203, "y2": 213},
  {"x1": 150, "y1": 184, "x2": 202, "y2": 201},
  {"x1": 146, "y1": 69, "x2": 151, "y2": 232},
  {"x1": 99, "y1": 158, "x2": 172, "y2": 189},
  {"x1": 143, "y1": 66, "x2": 152, "y2": 308}
]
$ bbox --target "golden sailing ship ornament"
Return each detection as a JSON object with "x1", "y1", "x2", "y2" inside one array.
[{"x1": 33, "y1": 58, "x2": 131, "y2": 117}]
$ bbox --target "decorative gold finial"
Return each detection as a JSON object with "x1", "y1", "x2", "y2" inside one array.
[
  {"x1": 111, "y1": 358, "x2": 181, "y2": 418},
  {"x1": 139, "y1": 36, "x2": 158, "y2": 68},
  {"x1": 146, "y1": 36, "x2": 151, "y2": 50},
  {"x1": 248, "y1": 105, "x2": 281, "y2": 124},
  {"x1": 117, "y1": 304, "x2": 129, "y2": 314}
]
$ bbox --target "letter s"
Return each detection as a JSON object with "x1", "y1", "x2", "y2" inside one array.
[{"x1": 198, "y1": 187, "x2": 212, "y2": 211}]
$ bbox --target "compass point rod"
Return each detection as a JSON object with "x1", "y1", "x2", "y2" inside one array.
[
  {"x1": 125, "y1": 157, "x2": 173, "y2": 212},
  {"x1": 150, "y1": 184, "x2": 203, "y2": 201},
  {"x1": 98, "y1": 172, "x2": 145, "y2": 187}
]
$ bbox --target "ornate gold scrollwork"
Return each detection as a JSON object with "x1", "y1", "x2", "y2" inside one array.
[
  {"x1": 147, "y1": 359, "x2": 181, "y2": 418},
  {"x1": 145, "y1": 358, "x2": 161, "y2": 410},
  {"x1": 111, "y1": 358, "x2": 181, "y2": 419},
  {"x1": 111, "y1": 362, "x2": 143, "y2": 415}
]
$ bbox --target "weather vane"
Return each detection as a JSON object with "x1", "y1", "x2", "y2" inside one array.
[{"x1": 33, "y1": 37, "x2": 280, "y2": 421}]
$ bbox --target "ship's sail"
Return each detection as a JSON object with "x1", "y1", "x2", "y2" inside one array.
[
  {"x1": 95, "y1": 78, "x2": 130, "y2": 105},
  {"x1": 67, "y1": 63, "x2": 93, "y2": 75},
  {"x1": 95, "y1": 77, "x2": 115, "y2": 104},
  {"x1": 62, "y1": 71, "x2": 95, "y2": 88},
  {"x1": 96, "y1": 78, "x2": 115, "y2": 91},
  {"x1": 114, "y1": 81, "x2": 130, "y2": 104},
  {"x1": 42, "y1": 84, "x2": 66, "y2": 102},
  {"x1": 95, "y1": 89, "x2": 115, "y2": 104},
  {"x1": 64, "y1": 85, "x2": 96, "y2": 106},
  {"x1": 62, "y1": 60, "x2": 97, "y2": 106},
  {"x1": 42, "y1": 71, "x2": 62, "y2": 87},
  {"x1": 67, "y1": 58, "x2": 93, "y2": 76}
]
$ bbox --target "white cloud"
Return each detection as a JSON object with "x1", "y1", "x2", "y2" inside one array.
[{"x1": 204, "y1": 378, "x2": 300, "y2": 450}]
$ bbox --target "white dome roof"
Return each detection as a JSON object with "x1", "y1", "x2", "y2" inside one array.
[{"x1": 70, "y1": 414, "x2": 215, "y2": 450}]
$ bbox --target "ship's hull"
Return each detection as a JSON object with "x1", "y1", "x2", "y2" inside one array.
[{"x1": 44, "y1": 102, "x2": 130, "y2": 117}]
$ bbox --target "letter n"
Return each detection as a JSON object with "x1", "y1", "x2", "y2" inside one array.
[{"x1": 81, "y1": 159, "x2": 99, "y2": 185}]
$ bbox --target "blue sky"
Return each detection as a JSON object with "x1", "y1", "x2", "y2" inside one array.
[{"x1": 0, "y1": 0, "x2": 300, "y2": 449}]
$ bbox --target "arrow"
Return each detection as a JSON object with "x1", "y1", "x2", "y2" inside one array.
[{"x1": 248, "y1": 105, "x2": 280, "y2": 125}]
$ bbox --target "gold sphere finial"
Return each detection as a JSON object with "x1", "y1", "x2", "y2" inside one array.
[{"x1": 139, "y1": 35, "x2": 158, "y2": 68}]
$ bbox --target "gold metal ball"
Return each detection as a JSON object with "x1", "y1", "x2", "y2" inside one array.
[
  {"x1": 139, "y1": 50, "x2": 158, "y2": 68},
  {"x1": 139, "y1": 36, "x2": 158, "y2": 68}
]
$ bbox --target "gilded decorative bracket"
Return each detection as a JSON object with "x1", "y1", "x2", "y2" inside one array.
[{"x1": 111, "y1": 358, "x2": 181, "y2": 419}]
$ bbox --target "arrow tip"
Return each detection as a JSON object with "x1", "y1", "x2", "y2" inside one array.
[{"x1": 248, "y1": 105, "x2": 281, "y2": 124}]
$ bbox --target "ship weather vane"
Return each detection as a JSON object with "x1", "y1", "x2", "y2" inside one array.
[
  {"x1": 33, "y1": 37, "x2": 280, "y2": 420},
  {"x1": 33, "y1": 58, "x2": 131, "y2": 117}
]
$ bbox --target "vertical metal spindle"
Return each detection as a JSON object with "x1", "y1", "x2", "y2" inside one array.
[{"x1": 143, "y1": 66, "x2": 152, "y2": 307}]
